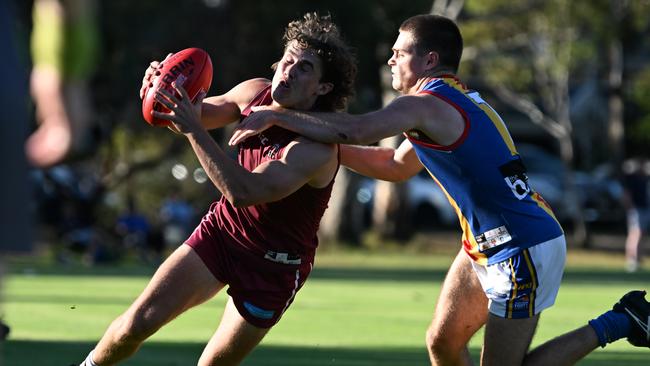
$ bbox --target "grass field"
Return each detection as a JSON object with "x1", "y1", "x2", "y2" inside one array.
[{"x1": 1, "y1": 245, "x2": 649, "y2": 365}]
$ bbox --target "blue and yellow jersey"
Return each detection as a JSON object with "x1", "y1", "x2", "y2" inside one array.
[{"x1": 407, "y1": 76, "x2": 564, "y2": 265}]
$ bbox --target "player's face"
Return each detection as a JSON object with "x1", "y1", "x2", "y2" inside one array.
[
  {"x1": 272, "y1": 41, "x2": 333, "y2": 110},
  {"x1": 387, "y1": 31, "x2": 430, "y2": 94}
]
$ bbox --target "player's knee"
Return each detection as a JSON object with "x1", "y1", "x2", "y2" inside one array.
[
  {"x1": 112, "y1": 310, "x2": 160, "y2": 344},
  {"x1": 426, "y1": 326, "x2": 458, "y2": 358}
]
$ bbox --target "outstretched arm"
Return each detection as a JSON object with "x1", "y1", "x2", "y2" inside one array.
[
  {"x1": 341, "y1": 140, "x2": 423, "y2": 182},
  {"x1": 153, "y1": 84, "x2": 337, "y2": 207},
  {"x1": 230, "y1": 95, "x2": 431, "y2": 146}
]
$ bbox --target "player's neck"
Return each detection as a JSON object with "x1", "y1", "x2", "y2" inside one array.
[{"x1": 410, "y1": 70, "x2": 457, "y2": 94}]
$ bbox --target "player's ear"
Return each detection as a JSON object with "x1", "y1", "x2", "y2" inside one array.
[
  {"x1": 425, "y1": 51, "x2": 439, "y2": 71},
  {"x1": 317, "y1": 82, "x2": 334, "y2": 96}
]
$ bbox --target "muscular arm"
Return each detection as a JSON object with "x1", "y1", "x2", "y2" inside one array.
[
  {"x1": 231, "y1": 93, "x2": 464, "y2": 146},
  {"x1": 187, "y1": 131, "x2": 336, "y2": 206},
  {"x1": 341, "y1": 139, "x2": 423, "y2": 182},
  {"x1": 199, "y1": 78, "x2": 270, "y2": 130},
  {"x1": 153, "y1": 83, "x2": 337, "y2": 207}
]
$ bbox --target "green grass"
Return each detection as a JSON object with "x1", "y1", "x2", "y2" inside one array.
[{"x1": 2, "y1": 246, "x2": 649, "y2": 365}]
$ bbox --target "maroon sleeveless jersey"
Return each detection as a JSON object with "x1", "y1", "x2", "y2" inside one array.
[{"x1": 212, "y1": 85, "x2": 337, "y2": 259}]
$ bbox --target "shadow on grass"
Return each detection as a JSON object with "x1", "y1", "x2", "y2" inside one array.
[
  {"x1": 3, "y1": 340, "x2": 649, "y2": 366},
  {"x1": 3, "y1": 340, "x2": 430, "y2": 366}
]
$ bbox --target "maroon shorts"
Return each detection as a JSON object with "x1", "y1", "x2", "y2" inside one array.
[{"x1": 184, "y1": 213, "x2": 313, "y2": 328}]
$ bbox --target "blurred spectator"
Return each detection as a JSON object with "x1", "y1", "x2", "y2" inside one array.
[
  {"x1": 115, "y1": 197, "x2": 151, "y2": 262},
  {"x1": 32, "y1": 165, "x2": 109, "y2": 264},
  {"x1": 621, "y1": 158, "x2": 650, "y2": 272},
  {"x1": 159, "y1": 192, "x2": 195, "y2": 249},
  {"x1": 26, "y1": 0, "x2": 99, "y2": 167}
]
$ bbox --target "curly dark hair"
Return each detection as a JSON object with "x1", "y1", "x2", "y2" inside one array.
[{"x1": 275, "y1": 12, "x2": 357, "y2": 112}]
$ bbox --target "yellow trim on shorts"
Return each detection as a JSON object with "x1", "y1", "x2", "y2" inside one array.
[
  {"x1": 522, "y1": 249, "x2": 538, "y2": 317},
  {"x1": 507, "y1": 258, "x2": 517, "y2": 318}
]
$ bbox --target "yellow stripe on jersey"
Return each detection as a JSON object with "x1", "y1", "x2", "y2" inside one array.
[
  {"x1": 477, "y1": 104, "x2": 517, "y2": 156},
  {"x1": 423, "y1": 167, "x2": 488, "y2": 265},
  {"x1": 447, "y1": 78, "x2": 517, "y2": 156},
  {"x1": 444, "y1": 77, "x2": 468, "y2": 95},
  {"x1": 530, "y1": 192, "x2": 562, "y2": 230}
]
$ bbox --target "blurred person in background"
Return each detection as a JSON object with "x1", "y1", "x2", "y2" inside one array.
[
  {"x1": 115, "y1": 197, "x2": 153, "y2": 264},
  {"x1": 622, "y1": 157, "x2": 650, "y2": 272},
  {"x1": 27, "y1": 0, "x2": 99, "y2": 167},
  {"x1": 159, "y1": 192, "x2": 196, "y2": 250}
]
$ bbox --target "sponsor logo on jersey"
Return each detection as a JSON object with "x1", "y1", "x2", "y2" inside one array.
[
  {"x1": 475, "y1": 226, "x2": 512, "y2": 251},
  {"x1": 499, "y1": 157, "x2": 531, "y2": 200}
]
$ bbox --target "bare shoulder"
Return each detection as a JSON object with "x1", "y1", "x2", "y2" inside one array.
[
  {"x1": 414, "y1": 92, "x2": 463, "y2": 119},
  {"x1": 224, "y1": 78, "x2": 271, "y2": 110},
  {"x1": 285, "y1": 137, "x2": 337, "y2": 162}
]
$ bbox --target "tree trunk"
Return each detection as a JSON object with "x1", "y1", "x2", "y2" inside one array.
[
  {"x1": 372, "y1": 135, "x2": 412, "y2": 241},
  {"x1": 319, "y1": 168, "x2": 365, "y2": 245}
]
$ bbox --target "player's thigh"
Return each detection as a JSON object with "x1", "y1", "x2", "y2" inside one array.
[
  {"x1": 126, "y1": 244, "x2": 225, "y2": 329},
  {"x1": 481, "y1": 313, "x2": 539, "y2": 366},
  {"x1": 429, "y1": 249, "x2": 488, "y2": 345},
  {"x1": 198, "y1": 297, "x2": 270, "y2": 366}
]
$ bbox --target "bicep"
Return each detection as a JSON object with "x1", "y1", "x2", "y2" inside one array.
[
  {"x1": 201, "y1": 78, "x2": 270, "y2": 130},
  {"x1": 339, "y1": 140, "x2": 422, "y2": 182},
  {"x1": 249, "y1": 140, "x2": 336, "y2": 202}
]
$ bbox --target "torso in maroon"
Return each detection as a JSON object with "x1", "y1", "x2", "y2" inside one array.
[{"x1": 212, "y1": 85, "x2": 336, "y2": 259}]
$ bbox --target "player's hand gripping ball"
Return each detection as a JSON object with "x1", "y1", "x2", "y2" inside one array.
[{"x1": 142, "y1": 48, "x2": 213, "y2": 127}]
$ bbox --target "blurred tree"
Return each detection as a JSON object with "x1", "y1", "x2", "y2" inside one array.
[
  {"x1": 458, "y1": 0, "x2": 650, "y2": 246},
  {"x1": 461, "y1": 0, "x2": 589, "y2": 245},
  {"x1": 69, "y1": 0, "x2": 650, "y2": 248}
]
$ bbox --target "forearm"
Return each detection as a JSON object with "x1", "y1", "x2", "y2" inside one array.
[
  {"x1": 185, "y1": 130, "x2": 260, "y2": 206},
  {"x1": 271, "y1": 109, "x2": 362, "y2": 144},
  {"x1": 341, "y1": 145, "x2": 411, "y2": 182},
  {"x1": 269, "y1": 97, "x2": 424, "y2": 145},
  {"x1": 200, "y1": 98, "x2": 240, "y2": 130}
]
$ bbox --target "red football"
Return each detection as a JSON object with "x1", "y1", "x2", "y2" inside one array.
[{"x1": 142, "y1": 47, "x2": 213, "y2": 127}]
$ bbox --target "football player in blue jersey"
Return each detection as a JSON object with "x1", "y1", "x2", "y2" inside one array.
[{"x1": 231, "y1": 13, "x2": 649, "y2": 366}]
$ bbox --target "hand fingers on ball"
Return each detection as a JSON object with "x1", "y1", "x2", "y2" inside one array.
[
  {"x1": 171, "y1": 82, "x2": 190, "y2": 101},
  {"x1": 154, "y1": 89, "x2": 178, "y2": 110},
  {"x1": 151, "y1": 110, "x2": 177, "y2": 124}
]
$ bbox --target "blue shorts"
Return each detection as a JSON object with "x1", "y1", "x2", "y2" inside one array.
[{"x1": 471, "y1": 235, "x2": 566, "y2": 319}]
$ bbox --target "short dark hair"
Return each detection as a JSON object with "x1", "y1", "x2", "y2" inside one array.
[
  {"x1": 275, "y1": 12, "x2": 357, "y2": 111},
  {"x1": 399, "y1": 15, "x2": 463, "y2": 73}
]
